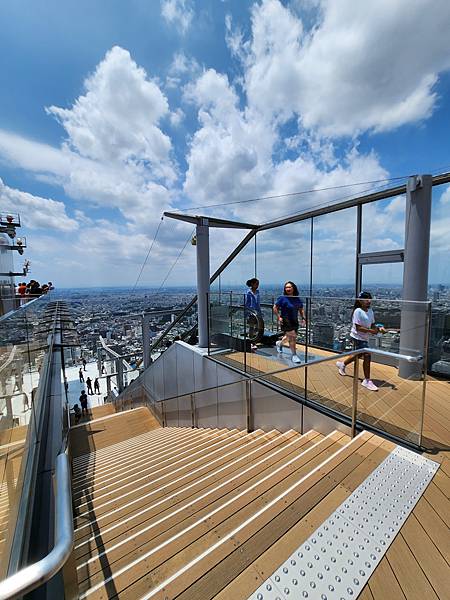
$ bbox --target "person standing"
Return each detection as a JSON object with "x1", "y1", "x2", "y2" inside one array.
[
  {"x1": 79, "y1": 390, "x2": 88, "y2": 417},
  {"x1": 336, "y1": 291, "x2": 385, "y2": 391},
  {"x1": 245, "y1": 278, "x2": 263, "y2": 349},
  {"x1": 82, "y1": 358, "x2": 87, "y2": 371},
  {"x1": 273, "y1": 281, "x2": 306, "y2": 364},
  {"x1": 94, "y1": 377, "x2": 100, "y2": 394},
  {"x1": 86, "y1": 377, "x2": 93, "y2": 395},
  {"x1": 79, "y1": 368, "x2": 84, "y2": 383},
  {"x1": 245, "y1": 278, "x2": 262, "y2": 315}
]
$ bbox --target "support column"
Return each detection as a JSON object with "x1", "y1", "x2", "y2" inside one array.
[
  {"x1": 196, "y1": 218, "x2": 210, "y2": 348},
  {"x1": 399, "y1": 175, "x2": 432, "y2": 379}
]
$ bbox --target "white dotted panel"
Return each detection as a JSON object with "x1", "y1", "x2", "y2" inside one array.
[{"x1": 248, "y1": 446, "x2": 439, "y2": 600}]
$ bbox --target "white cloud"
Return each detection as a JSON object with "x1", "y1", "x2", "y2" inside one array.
[
  {"x1": 46, "y1": 46, "x2": 175, "y2": 183},
  {"x1": 169, "y1": 108, "x2": 185, "y2": 127},
  {"x1": 161, "y1": 0, "x2": 194, "y2": 34},
  {"x1": 0, "y1": 47, "x2": 176, "y2": 232},
  {"x1": 440, "y1": 185, "x2": 450, "y2": 204},
  {"x1": 0, "y1": 178, "x2": 78, "y2": 232},
  {"x1": 183, "y1": 68, "x2": 276, "y2": 210},
  {"x1": 166, "y1": 51, "x2": 200, "y2": 90},
  {"x1": 239, "y1": 0, "x2": 450, "y2": 136}
]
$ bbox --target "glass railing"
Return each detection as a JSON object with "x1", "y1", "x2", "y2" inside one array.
[
  {"x1": 207, "y1": 292, "x2": 432, "y2": 446},
  {"x1": 0, "y1": 296, "x2": 71, "y2": 583},
  {"x1": 117, "y1": 335, "x2": 427, "y2": 448}
]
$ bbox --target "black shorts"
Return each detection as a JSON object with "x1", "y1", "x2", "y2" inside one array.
[
  {"x1": 281, "y1": 317, "x2": 299, "y2": 333},
  {"x1": 352, "y1": 338, "x2": 369, "y2": 350}
]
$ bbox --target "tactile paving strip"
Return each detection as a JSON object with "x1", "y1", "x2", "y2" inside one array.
[{"x1": 248, "y1": 446, "x2": 439, "y2": 600}]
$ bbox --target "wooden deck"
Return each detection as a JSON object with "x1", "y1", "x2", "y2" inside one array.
[
  {"x1": 70, "y1": 408, "x2": 449, "y2": 600},
  {"x1": 217, "y1": 345, "x2": 450, "y2": 454},
  {"x1": 0, "y1": 426, "x2": 27, "y2": 577}
]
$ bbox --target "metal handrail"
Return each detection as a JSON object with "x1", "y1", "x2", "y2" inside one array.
[
  {"x1": 0, "y1": 453, "x2": 73, "y2": 600},
  {"x1": 120, "y1": 346, "x2": 423, "y2": 438},
  {"x1": 144, "y1": 347, "x2": 421, "y2": 406}
]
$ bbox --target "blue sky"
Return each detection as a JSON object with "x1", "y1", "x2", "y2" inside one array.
[{"x1": 0, "y1": 0, "x2": 450, "y2": 289}]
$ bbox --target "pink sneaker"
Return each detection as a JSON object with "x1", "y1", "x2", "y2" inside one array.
[
  {"x1": 336, "y1": 361, "x2": 346, "y2": 376},
  {"x1": 361, "y1": 379, "x2": 378, "y2": 391}
]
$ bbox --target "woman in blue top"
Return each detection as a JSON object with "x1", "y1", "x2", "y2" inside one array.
[
  {"x1": 273, "y1": 281, "x2": 306, "y2": 364},
  {"x1": 245, "y1": 278, "x2": 261, "y2": 315},
  {"x1": 245, "y1": 278, "x2": 263, "y2": 348}
]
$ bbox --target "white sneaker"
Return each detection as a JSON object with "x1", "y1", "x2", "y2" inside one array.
[
  {"x1": 361, "y1": 379, "x2": 378, "y2": 391},
  {"x1": 336, "y1": 361, "x2": 346, "y2": 376},
  {"x1": 292, "y1": 354, "x2": 301, "y2": 364},
  {"x1": 276, "y1": 340, "x2": 283, "y2": 353}
]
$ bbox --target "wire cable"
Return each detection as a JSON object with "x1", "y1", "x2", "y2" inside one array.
[
  {"x1": 156, "y1": 227, "x2": 196, "y2": 292},
  {"x1": 174, "y1": 175, "x2": 411, "y2": 213},
  {"x1": 132, "y1": 215, "x2": 164, "y2": 292}
]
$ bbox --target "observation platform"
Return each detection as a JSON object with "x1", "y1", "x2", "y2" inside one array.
[{"x1": 215, "y1": 344, "x2": 450, "y2": 456}]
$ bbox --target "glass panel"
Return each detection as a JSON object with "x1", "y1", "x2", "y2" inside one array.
[
  {"x1": 361, "y1": 195, "x2": 406, "y2": 253},
  {"x1": 361, "y1": 262, "x2": 403, "y2": 296},
  {"x1": 312, "y1": 207, "x2": 356, "y2": 297},
  {"x1": 256, "y1": 221, "x2": 312, "y2": 299},
  {"x1": 308, "y1": 298, "x2": 429, "y2": 446},
  {"x1": 215, "y1": 234, "x2": 256, "y2": 291},
  {"x1": 429, "y1": 183, "x2": 450, "y2": 376},
  {"x1": 0, "y1": 295, "x2": 51, "y2": 577}
]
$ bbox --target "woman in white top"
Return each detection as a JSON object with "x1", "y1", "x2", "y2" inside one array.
[{"x1": 336, "y1": 291, "x2": 385, "y2": 391}]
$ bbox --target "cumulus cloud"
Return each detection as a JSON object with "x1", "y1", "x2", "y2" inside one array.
[
  {"x1": 0, "y1": 178, "x2": 78, "y2": 232},
  {"x1": 0, "y1": 47, "x2": 176, "y2": 232},
  {"x1": 46, "y1": 46, "x2": 175, "y2": 183},
  {"x1": 183, "y1": 68, "x2": 276, "y2": 210},
  {"x1": 161, "y1": 0, "x2": 194, "y2": 34},
  {"x1": 239, "y1": 0, "x2": 450, "y2": 135}
]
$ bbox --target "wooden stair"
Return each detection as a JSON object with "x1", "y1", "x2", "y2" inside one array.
[
  {"x1": 70, "y1": 406, "x2": 160, "y2": 458},
  {"x1": 71, "y1": 413, "x2": 444, "y2": 600}
]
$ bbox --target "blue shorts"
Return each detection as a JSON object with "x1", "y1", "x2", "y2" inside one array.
[{"x1": 352, "y1": 338, "x2": 368, "y2": 350}]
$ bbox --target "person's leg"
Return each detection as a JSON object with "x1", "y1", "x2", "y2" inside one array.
[
  {"x1": 287, "y1": 331, "x2": 297, "y2": 354},
  {"x1": 363, "y1": 353, "x2": 371, "y2": 379}
]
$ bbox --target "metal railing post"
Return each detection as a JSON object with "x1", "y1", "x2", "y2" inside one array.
[
  {"x1": 243, "y1": 295, "x2": 247, "y2": 374},
  {"x1": 190, "y1": 393, "x2": 196, "y2": 429},
  {"x1": 162, "y1": 401, "x2": 167, "y2": 428},
  {"x1": 351, "y1": 356, "x2": 359, "y2": 438},
  {"x1": 246, "y1": 379, "x2": 253, "y2": 433},
  {"x1": 418, "y1": 302, "x2": 432, "y2": 448}
]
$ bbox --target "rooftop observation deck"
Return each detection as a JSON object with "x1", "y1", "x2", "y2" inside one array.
[{"x1": 1, "y1": 174, "x2": 450, "y2": 598}]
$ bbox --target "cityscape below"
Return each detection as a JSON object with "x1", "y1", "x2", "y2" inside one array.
[{"x1": 55, "y1": 283, "x2": 450, "y2": 377}]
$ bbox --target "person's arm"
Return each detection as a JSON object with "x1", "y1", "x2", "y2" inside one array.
[
  {"x1": 355, "y1": 324, "x2": 378, "y2": 334},
  {"x1": 273, "y1": 301, "x2": 283, "y2": 324},
  {"x1": 298, "y1": 302, "x2": 306, "y2": 323},
  {"x1": 245, "y1": 291, "x2": 251, "y2": 310}
]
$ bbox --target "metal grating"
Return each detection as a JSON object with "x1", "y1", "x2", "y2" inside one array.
[{"x1": 248, "y1": 446, "x2": 439, "y2": 600}]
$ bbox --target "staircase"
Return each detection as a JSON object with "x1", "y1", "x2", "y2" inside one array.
[{"x1": 70, "y1": 406, "x2": 411, "y2": 600}]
